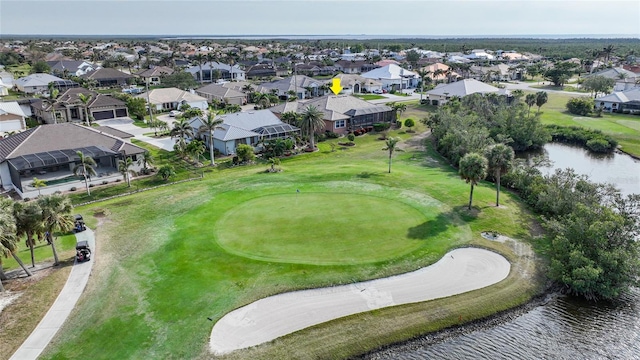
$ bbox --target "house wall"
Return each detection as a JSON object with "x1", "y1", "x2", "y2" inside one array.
[
  {"x1": 0, "y1": 162, "x2": 12, "y2": 191},
  {"x1": 18, "y1": 84, "x2": 48, "y2": 94},
  {"x1": 596, "y1": 100, "x2": 619, "y2": 112},
  {"x1": 0, "y1": 114, "x2": 25, "y2": 131}
]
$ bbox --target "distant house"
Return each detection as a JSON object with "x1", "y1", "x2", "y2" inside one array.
[
  {"x1": 46, "y1": 60, "x2": 98, "y2": 77},
  {"x1": 246, "y1": 63, "x2": 277, "y2": 79},
  {"x1": 0, "y1": 123, "x2": 145, "y2": 198},
  {"x1": 595, "y1": 88, "x2": 640, "y2": 113},
  {"x1": 271, "y1": 95, "x2": 394, "y2": 135},
  {"x1": 81, "y1": 68, "x2": 133, "y2": 87},
  {"x1": 136, "y1": 66, "x2": 174, "y2": 85},
  {"x1": 186, "y1": 62, "x2": 246, "y2": 82},
  {"x1": 329, "y1": 74, "x2": 382, "y2": 94},
  {"x1": 425, "y1": 78, "x2": 509, "y2": 106},
  {"x1": 15, "y1": 73, "x2": 78, "y2": 94},
  {"x1": 585, "y1": 67, "x2": 639, "y2": 92},
  {"x1": 195, "y1": 83, "x2": 247, "y2": 105},
  {"x1": 136, "y1": 88, "x2": 208, "y2": 111},
  {"x1": 334, "y1": 60, "x2": 377, "y2": 74},
  {"x1": 188, "y1": 109, "x2": 299, "y2": 155},
  {"x1": 361, "y1": 64, "x2": 418, "y2": 91},
  {"x1": 32, "y1": 88, "x2": 129, "y2": 123},
  {"x1": 258, "y1": 75, "x2": 326, "y2": 100},
  {"x1": 0, "y1": 101, "x2": 27, "y2": 133}
]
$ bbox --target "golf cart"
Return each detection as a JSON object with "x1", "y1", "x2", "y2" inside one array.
[
  {"x1": 76, "y1": 241, "x2": 91, "y2": 262},
  {"x1": 74, "y1": 214, "x2": 86, "y2": 233}
]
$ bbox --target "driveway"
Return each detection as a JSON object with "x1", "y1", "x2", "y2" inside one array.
[
  {"x1": 502, "y1": 81, "x2": 587, "y2": 96},
  {"x1": 209, "y1": 247, "x2": 510, "y2": 355},
  {"x1": 96, "y1": 117, "x2": 176, "y2": 151}
]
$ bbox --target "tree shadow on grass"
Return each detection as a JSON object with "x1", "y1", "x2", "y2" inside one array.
[
  {"x1": 356, "y1": 171, "x2": 382, "y2": 179},
  {"x1": 407, "y1": 210, "x2": 462, "y2": 240}
]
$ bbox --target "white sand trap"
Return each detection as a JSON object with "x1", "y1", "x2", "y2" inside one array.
[{"x1": 210, "y1": 247, "x2": 510, "y2": 354}]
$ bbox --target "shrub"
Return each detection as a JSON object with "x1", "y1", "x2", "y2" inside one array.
[
  {"x1": 396, "y1": 120, "x2": 402, "y2": 128},
  {"x1": 70, "y1": 187, "x2": 77, "y2": 191},
  {"x1": 88, "y1": 184, "x2": 94, "y2": 188},
  {"x1": 236, "y1": 144, "x2": 256, "y2": 162},
  {"x1": 23, "y1": 197, "x2": 30, "y2": 202},
  {"x1": 325, "y1": 131, "x2": 339, "y2": 139},
  {"x1": 404, "y1": 118, "x2": 415, "y2": 131},
  {"x1": 115, "y1": 179, "x2": 122, "y2": 182},
  {"x1": 566, "y1": 97, "x2": 594, "y2": 116},
  {"x1": 545, "y1": 124, "x2": 617, "y2": 153},
  {"x1": 373, "y1": 123, "x2": 391, "y2": 132},
  {"x1": 347, "y1": 134, "x2": 355, "y2": 142},
  {"x1": 586, "y1": 138, "x2": 613, "y2": 152}
]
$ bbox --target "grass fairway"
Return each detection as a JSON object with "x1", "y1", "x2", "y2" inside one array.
[
  {"x1": 37, "y1": 121, "x2": 543, "y2": 360},
  {"x1": 216, "y1": 192, "x2": 458, "y2": 265}
]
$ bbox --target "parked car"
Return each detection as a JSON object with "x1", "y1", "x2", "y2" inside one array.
[
  {"x1": 372, "y1": 89, "x2": 383, "y2": 94},
  {"x1": 169, "y1": 110, "x2": 182, "y2": 117}
]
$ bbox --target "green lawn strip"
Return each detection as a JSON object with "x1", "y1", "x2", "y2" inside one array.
[
  {"x1": 0, "y1": 261, "x2": 73, "y2": 360},
  {"x1": 40, "y1": 114, "x2": 543, "y2": 359},
  {"x1": 353, "y1": 94, "x2": 386, "y2": 100},
  {"x1": 2, "y1": 233, "x2": 77, "y2": 271}
]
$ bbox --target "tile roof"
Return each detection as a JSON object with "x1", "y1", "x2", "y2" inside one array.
[
  {"x1": 271, "y1": 95, "x2": 391, "y2": 122},
  {"x1": 596, "y1": 88, "x2": 640, "y2": 103},
  {"x1": 15, "y1": 73, "x2": 64, "y2": 87},
  {"x1": 82, "y1": 68, "x2": 133, "y2": 80},
  {"x1": 195, "y1": 83, "x2": 246, "y2": 98},
  {"x1": 136, "y1": 66, "x2": 174, "y2": 77},
  {"x1": 0, "y1": 101, "x2": 27, "y2": 117},
  {"x1": 135, "y1": 88, "x2": 207, "y2": 105},
  {"x1": 0, "y1": 123, "x2": 145, "y2": 162},
  {"x1": 426, "y1": 79, "x2": 502, "y2": 97}
]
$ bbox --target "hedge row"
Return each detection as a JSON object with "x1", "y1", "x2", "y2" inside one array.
[{"x1": 544, "y1": 124, "x2": 618, "y2": 153}]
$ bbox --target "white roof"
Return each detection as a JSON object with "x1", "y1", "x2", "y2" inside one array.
[
  {"x1": 219, "y1": 109, "x2": 282, "y2": 129},
  {"x1": 0, "y1": 101, "x2": 27, "y2": 117},
  {"x1": 361, "y1": 64, "x2": 417, "y2": 80},
  {"x1": 15, "y1": 73, "x2": 64, "y2": 87},
  {"x1": 426, "y1": 79, "x2": 503, "y2": 97},
  {"x1": 596, "y1": 88, "x2": 640, "y2": 103},
  {"x1": 136, "y1": 88, "x2": 207, "y2": 105}
]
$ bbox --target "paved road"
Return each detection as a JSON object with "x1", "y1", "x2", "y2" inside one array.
[
  {"x1": 209, "y1": 247, "x2": 510, "y2": 355},
  {"x1": 96, "y1": 117, "x2": 177, "y2": 151},
  {"x1": 502, "y1": 81, "x2": 588, "y2": 96},
  {"x1": 10, "y1": 229, "x2": 96, "y2": 360}
]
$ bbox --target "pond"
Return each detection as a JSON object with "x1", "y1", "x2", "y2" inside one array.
[{"x1": 520, "y1": 142, "x2": 640, "y2": 196}]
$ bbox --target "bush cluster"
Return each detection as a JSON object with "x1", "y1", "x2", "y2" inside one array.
[
  {"x1": 373, "y1": 123, "x2": 391, "y2": 132},
  {"x1": 566, "y1": 97, "x2": 594, "y2": 116},
  {"x1": 544, "y1": 125, "x2": 617, "y2": 153}
]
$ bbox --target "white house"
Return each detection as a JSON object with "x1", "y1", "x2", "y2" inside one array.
[
  {"x1": 425, "y1": 79, "x2": 509, "y2": 106},
  {"x1": 328, "y1": 74, "x2": 382, "y2": 94},
  {"x1": 361, "y1": 64, "x2": 418, "y2": 91},
  {"x1": 186, "y1": 62, "x2": 246, "y2": 83},
  {"x1": 0, "y1": 101, "x2": 27, "y2": 133},
  {"x1": 136, "y1": 88, "x2": 208, "y2": 112},
  {"x1": 595, "y1": 88, "x2": 640, "y2": 113},
  {"x1": 15, "y1": 73, "x2": 72, "y2": 94}
]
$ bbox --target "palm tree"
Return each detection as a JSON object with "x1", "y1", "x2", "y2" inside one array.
[
  {"x1": 170, "y1": 118, "x2": 195, "y2": 155},
  {"x1": 417, "y1": 69, "x2": 432, "y2": 102},
  {"x1": 525, "y1": 93, "x2": 536, "y2": 117},
  {"x1": 0, "y1": 199, "x2": 32, "y2": 287},
  {"x1": 195, "y1": 53, "x2": 205, "y2": 83},
  {"x1": 157, "y1": 165, "x2": 176, "y2": 181},
  {"x1": 485, "y1": 144, "x2": 514, "y2": 207},
  {"x1": 386, "y1": 102, "x2": 407, "y2": 121},
  {"x1": 281, "y1": 111, "x2": 301, "y2": 125},
  {"x1": 13, "y1": 201, "x2": 44, "y2": 268},
  {"x1": 73, "y1": 151, "x2": 97, "y2": 196},
  {"x1": 186, "y1": 139, "x2": 206, "y2": 164},
  {"x1": 198, "y1": 110, "x2": 224, "y2": 166},
  {"x1": 298, "y1": 105, "x2": 325, "y2": 151},
  {"x1": 117, "y1": 157, "x2": 136, "y2": 187},
  {"x1": 137, "y1": 150, "x2": 154, "y2": 172},
  {"x1": 459, "y1": 152, "x2": 488, "y2": 210},
  {"x1": 535, "y1": 91, "x2": 548, "y2": 113},
  {"x1": 43, "y1": 86, "x2": 60, "y2": 124},
  {"x1": 206, "y1": 52, "x2": 217, "y2": 83},
  {"x1": 77, "y1": 93, "x2": 93, "y2": 126},
  {"x1": 382, "y1": 137, "x2": 404, "y2": 173},
  {"x1": 38, "y1": 194, "x2": 74, "y2": 266},
  {"x1": 32, "y1": 177, "x2": 46, "y2": 197}
]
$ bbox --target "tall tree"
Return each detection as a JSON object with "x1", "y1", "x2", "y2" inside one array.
[
  {"x1": 199, "y1": 110, "x2": 224, "y2": 166},
  {"x1": 77, "y1": 93, "x2": 93, "y2": 127},
  {"x1": 117, "y1": 157, "x2": 136, "y2": 187},
  {"x1": 73, "y1": 151, "x2": 97, "y2": 196},
  {"x1": 535, "y1": 91, "x2": 548, "y2": 113},
  {"x1": 298, "y1": 105, "x2": 325, "y2": 151},
  {"x1": 0, "y1": 199, "x2": 32, "y2": 287},
  {"x1": 525, "y1": 93, "x2": 536, "y2": 117},
  {"x1": 459, "y1": 152, "x2": 488, "y2": 210},
  {"x1": 170, "y1": 118, "x2": 195, "y2": 155},
  {"x1": 13, "y1": 201, "x2": 44, "y2": 268},
  {"x1": 38, "y1": 194, "x2": 74, "y2": 266},
  {"x1": 195, "y1": 53, "x2": 205, "y2": 83},
  {"x1": 381, "y1": 137, "x2": 404, "y2": 173},
  {"x1": 485, "y1": 144, "x2": 514, "y2": 207},
  {"x1": 137, "y1": 150, "x2": 154, "y2": 172}
]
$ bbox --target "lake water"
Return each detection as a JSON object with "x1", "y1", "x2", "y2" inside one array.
[
  {"x1": 524, "y1": 143, "x2": 640, "y2": 197},
  {"x1": 366, "y1": 143, "x2": 640, "y2": 359}
]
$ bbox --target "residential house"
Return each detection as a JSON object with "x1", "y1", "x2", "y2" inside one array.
[
  {"x1": 0, "y1": 79, "x2": 9, "y2": 97},
  {"x1": 46, "y1": 60, "x2": 98, "y2": 77},
  {"x1": 195, "y1": 83, "x2": 247, "y2": 105},
  {"x1": 246, "y1": 63, "x2": 277, "y2": 79},
  {"x1": 136, "y1": 87, "x2": 208, "y2": 111},
  {"x1": 361, "y1": 64, "x2": 419, "y2": 91},
  {"x1": 0, "y1": 101, "x2": 27, "y2": 133},
  {"x1": 15, "y1": 73, "x2": 78, "y2": 94},
  {"x1": 419, "y1": 63, "x2": 460, "y2": 84},
  {"x1": 189, "y1": 109, "x2": 299, "y2": 155},
  {"x1": 186, "y1": 62, "x2": 246, "y2": 83},
  {"x1": 32, "y1": 88, "x2": 129, "y2": 123},
  {"x1": 329, "y1": 74, "x2": 382, "y2": 94},
  {"x1": 81, "y1": 68, "x2": 133, "y2": 87},
  {"x1": 465, "y1": 49, "x2": 495, "y2": 61},
  {"x1": 595, "y1": 88, "x2": 640, "y2": 113},
  {"x1": 270, "y1": 95, "x2": 394, "y2": 135},
  {"x1": 585, "y1": 67, "x2": 639, "y2": 91},
  {"x1": 0, "y1": 123, "x2": 145, "y2": 198},
  {"x1": 136, "y1": 66, "x2": 174, "y2": 85},
  {"x1": 425, "y1": 79, "x2": 509, "y2": 106},
  {"x1": 334, "y1": 60, "x2": 377, "y2": 74},
  {"x1": 258, "y1": 75, "x2": 326, "y2": 100}
]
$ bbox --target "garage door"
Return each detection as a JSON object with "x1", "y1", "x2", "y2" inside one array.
[
  {"x1": 115, "y1": 109, "x2": 127, "y2": 117},
  {"x1": 92, "y1": 110, "x2": 114, "y2": 120},
  {"x1": 0, "y1": 119, "x2": 23, "y2": 131}
]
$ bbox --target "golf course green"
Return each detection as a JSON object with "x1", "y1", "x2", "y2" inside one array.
[{"x1": 215, "y1": 192, "x2": 436, "y2": 265}]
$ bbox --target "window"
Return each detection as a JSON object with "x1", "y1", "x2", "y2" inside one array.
[{"x1": 335, "y1": 120, "x2": 346, "y2": 129}]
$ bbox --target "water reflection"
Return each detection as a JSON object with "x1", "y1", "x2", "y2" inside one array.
[{"x1": 519, "y1": 143, "x2": 640, "y2": 196}]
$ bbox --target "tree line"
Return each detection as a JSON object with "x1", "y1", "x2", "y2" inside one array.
[{"x1": 425, "y1": 94, "x2": 640, "y2": 300}]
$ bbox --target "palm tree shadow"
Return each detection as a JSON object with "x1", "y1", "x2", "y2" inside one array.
[
  {"x1": 356, "y1": 171, "x2": 381, "y2": 179},
  {"x1": 407, "y1": 210, "x2": 459, "y2": 239}
]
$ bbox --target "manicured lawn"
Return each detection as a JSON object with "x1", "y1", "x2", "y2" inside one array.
[
  {"x1": 39, "y1": 123, "x2": 543, "y2": 360},
  {"x1": 2, "y1": 233, "x2": 77, "y2": 271},
  {"x1": 353, "y1": 94, "x2": 386, "y2": 100}
]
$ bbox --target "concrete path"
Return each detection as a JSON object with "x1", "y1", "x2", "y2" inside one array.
[
  {"x1": 502, "y1": 81, "x2": 588, "y2": 96},
  {"x1": 10, "y1": 229, "x2": 96, "y2": 360},
  {"x1": 210, "y1": 247, "x2": 510, "y2": 355},
  {"x1": 96, "y1": 118, "x2": 177, "y2": 151}
]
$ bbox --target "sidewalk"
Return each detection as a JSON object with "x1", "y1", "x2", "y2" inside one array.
[{"x1": 10, "y1": 229, "x2": 96, "y2": 360}]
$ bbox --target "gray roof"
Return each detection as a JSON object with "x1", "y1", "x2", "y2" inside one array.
[
  {"x1": 271, "y1": 95, "x2": 392, "y2": 122},
  {"x1": 426, "y1": 79, "x2": 503, "y2": 97},
  {"x1": 596, "y1": 88, "x2": 640, "y2": 103},
  {"x1": 82, "y1": 68, "x2": 133, "y2": 80},
  {"x1": 136, "y1": 66, "x2": 174, "y2": 77},
  {"x1": 94, "y1": 126, "x2": 134, "y2": 139},
  {"x1": 0, "y1": 123, "x2": 145, "y2": 162},
  {"x1": 15, "y1": 73, "x2": 64, "y2": 87},
  {"x1": 586, "y1": 67, "x2": 638, "y2": 80},
  {"x1": 185, "y1": 62, "x2": 245, "y2": 74},
  {"x1": 195, "y1": 83, "x2": 246, "y2": 99},
  {"x1": 219, "y1": 109, "x2": 283, "y2": 129},
  {"x1": 258, "y1": 75, "x2": 322, "y2": 94}
]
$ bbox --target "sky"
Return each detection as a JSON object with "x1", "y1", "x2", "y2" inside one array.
[{"x1": 1, "y1": 0, "x2": 639, "y2": 37}]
